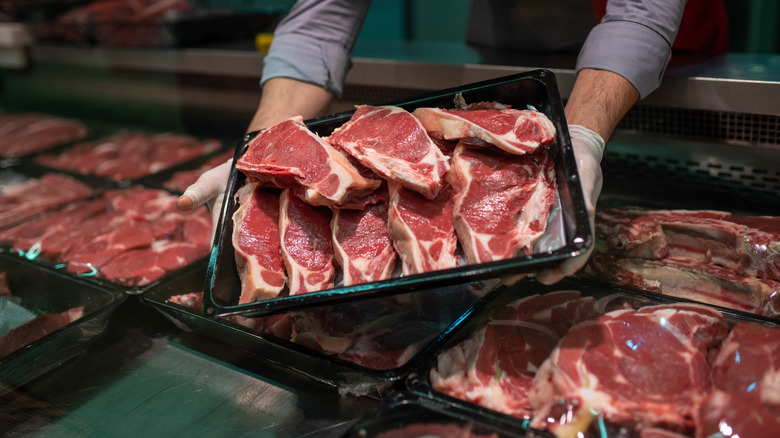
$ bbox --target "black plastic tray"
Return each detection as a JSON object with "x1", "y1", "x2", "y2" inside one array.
[
  {"x1": 145, "y1": 260, "x2": 507, "y2": 396},
  {"x1": 0, "y1": 253, "x2": 125, "y2": 395},
  {"x1": 342, "y1": 391, "x2": 540, "y2": 438},
  {"x1": 204, "y1": 69, "x2": 591, "y2": 318},
  {"x1": 404, "y1": 276, "x2": 780, "y2": 435}
]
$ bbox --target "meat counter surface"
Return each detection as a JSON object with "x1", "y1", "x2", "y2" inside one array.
[{"x1": 0, "y1": 297, "x2": 378, "y2": 437}]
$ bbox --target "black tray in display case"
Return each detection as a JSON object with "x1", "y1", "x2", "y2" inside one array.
[
  {"x1": 0, "y1": 253, "x2": 125, "y2": 394},
  {"x1": 144, "y1": 260, "x2": 506, "y2": 397},
  {"x1": 204, "y1": 69, "x2": 592, "y2": 319},
  {"x1": 404, "y1": 276, "x2": 780, "y2": 438},
  {"x1": 342, "y1": 390, "x2": 542, "y2": 438}
]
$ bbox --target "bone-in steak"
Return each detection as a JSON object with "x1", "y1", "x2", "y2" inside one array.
[
  {"x1": 327, "y1": 105, "x2": 450, "y2": 199},
  {"x1": 413, "y1": 106, "x2": 556, "y2": 155},
  {"x1": 449, "y1": 143, "x2": 555, "y2": 264},
  {"x1": 236, "y1": 116, "x2": 380, "y2": 207},
  {"x1": 232, "y1": 183, "x2": 286, "y2": 303}
]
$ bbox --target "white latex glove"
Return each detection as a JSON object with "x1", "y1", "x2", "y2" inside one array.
[
  {"x1": 176, "y1": 159, "x2": 232, "y2": 242},
  {"x1": 536, "y1": 124, "x2": 605, "y2": 285}
]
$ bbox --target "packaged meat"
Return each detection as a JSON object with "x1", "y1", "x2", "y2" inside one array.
[
  {"x1": 0, "y1": 112, "x2": 88, "y2": 158},
  {"x1": 0, "y1": 171, "x2": 96, "y2": 229},
  {"x1": 413, "y1": 278, "x2": 780, "y2": 438},
  {"x1": 0, "y1": 255, "x2": 124, "y2": 394},
  {"x1": 0, "y1": 186, "x2": 211, "y2": 289},
  {"x1": 143, "y1": 261, "x2": 498, "y2": 396},
  {"x1": 34, "y1": 130, "x2": 221, "y2": 182},
  {"x1": 205, "y1": 70, "x2": 590, "y2": 319},
  {"x1": 584, "y1": 207, "x2": 780, "y2": 319}
]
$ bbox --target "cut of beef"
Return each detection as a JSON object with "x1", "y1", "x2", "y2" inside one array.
[
  {"x1": 387, "y1": 181, "x2": 458, "y2": 275},
  {"x1": 594, "y1": 207, "x2": 780, "y2": 281},
  {"x1": 0, "y1": 187, "x2": 210, "y2": 286},
  {"x1": 279, "y1": 189, "x2": 336, "y2": 295},
  {"x1": 34, "y1": 131, "x2": 221, "y2": 181},
  {"x1": 448, "y1": 142, "x2": 555, "y2": 265},
  {"x1": 0, "y1": 173, "x2": 94, "y2": 228},
  {"x1": 587, "y1": 207, "x2": 780, "y2": 318},
  {"x1": 585, "y1": 254, "x2": 780, "y2": 317},
  {"x1": 529, "y1": 303, "x2": 728, "y2": 436},
  {"x1": 236, "y1": 116, "x2": 380, "y2": 207},
  {"x1": 430, "y1": 291, "x2": 601, "y2": 419},
  {"x1": 331, "y1": 185, "x2": 397, "y2": 286},
  {"x1": 232, "y1": 183, "x2": 285, "y2": 304},
  {"x1": 0, "y1": 306, "x2": 84, "y2": 358},
  {"x1": 412, "y1": 106, "x2": 556, "y2": 155},
  {"x1": 327, "y1": 105, "x2": 450, "y2": 199},
  {"x1": 696, "y1": 321, "x2": 780, "y2": 438},
  {"x1": 0, "y1": 113, "x2": 88, "y2": 157}
]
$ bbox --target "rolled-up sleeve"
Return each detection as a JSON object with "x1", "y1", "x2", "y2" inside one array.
[
  {"x1": 261, "y1": 0, "x2": 372, "y2": 97},
  {"x1": 576, "y1": 0, "x2": 687, "y2": 99}
]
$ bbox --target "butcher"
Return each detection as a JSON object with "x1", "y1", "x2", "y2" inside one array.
[{"x1": 176, "y1": 0, "x2": 728, "y2": 284}]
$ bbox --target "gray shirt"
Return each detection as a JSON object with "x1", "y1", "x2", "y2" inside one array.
[{"x1": 261, "y1": 0, "x2": 687, "y2": 100}]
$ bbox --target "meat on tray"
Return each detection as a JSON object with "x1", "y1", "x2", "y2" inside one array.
[
  {"x1": 584, "y1": 207, "x2": 780, "y2": 318},
  {"x1": 236, "y1": 116, "x2": 381, "y2": 208},
  {"x1": 34, "y1": 131, "x2": 221, "y2": 181},
  {"x1": 231, "y1": 100, "x2": 558, "y2": 303},
  {"x1": 0, "y1": 173, "x2": 94, "y2": 228},
  {"x1": 412, "y1": 104, "x2": 556, "y2": 155},
  {"x1": 0, "y1": 112, "x2": 88, "y2": 157},
  {"x1": 429, "y1": 288, "x2": 780, "y2": 437},
  {"x1": 387, "y1": 181, "x2": 457, "y2": 275},
  {"x1": 327, "y1": 105, "x2": 450, "y2": 200},
  {"x1": 449, "y1": 142, "x2": 556, "y2": 265},
  {"x1": 0, "y1": 186, "x2": 211, "y2": 287},
  {"x1": 331, "y1": 185, "x2": 397, "y2": 286},
  {"x1": 232, "y1": 183, "x2": 285, "y2": 304},
  {"x1": 279, "y1": 189, "x2": 336, "y2": 295},
  {"x1": 430, "y1": 290, "x2": 603, "y2": 419}
]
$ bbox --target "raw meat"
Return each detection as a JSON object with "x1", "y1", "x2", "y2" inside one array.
[
  {"x1": 279, "y1": 189, "x2": 336, "y2": 295},
  {"x1": 0, "y1": 173, "x2": 94, "y2": 228},
  {"x1": 412, "y1": 106, "x2": 556, "y2": 155},
  {"x1": 331, "y1": 185, "x2": 397, "y2": 286},
  {"x1": 586, "y1": 207, "x2": 780, "y2": 318},
  {"x1": 0, "y1": 187, "x2": 211, "y2": 286},
  {"x1": 0, "y1": 112, "x2": 88, "y2": 157},
  {"x1": 387, "y1": 181, "x2": 458, "y2": 275},
  {"x1": 448, "y1": 142, "x2": 556, "y2": 265},
  {"x1": 529, "y1": 303, "x2": 728, "y2": 436},
  {"x1": 430, "y1": 291, "x2": 601, "y2": 419},
  {"x1": 327, "y1": 105, "x2": 450, "y2": 199},
  {"x1": 34, "y1": 131, "x2": 221, "y2": 181},
  {"x1": 236, "y1": 116, "x2": 380, "y2": 208},
  {"x1": 232, "y1": 183, "x2": 285, "y2": 304},
  {"x1": 585, "y1": 254, "x2": 780, "y2": 317},
  {"x1": 0, "y1": 306, "x2": 84, "y2": 358},
  {"x1": 696, "y1": 321, "x2": 780, "y2": 438},
  {"x1": 594, "y1": 207, "x2": 780, "y2": 281}
]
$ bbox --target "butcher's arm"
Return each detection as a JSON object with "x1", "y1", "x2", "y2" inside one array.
[
  {"x1": 247, "y1": 77, "x2": 335, "y2": 132},
  {"x1": 535, "y1": 0, "x2": 686, "y2": 284}
]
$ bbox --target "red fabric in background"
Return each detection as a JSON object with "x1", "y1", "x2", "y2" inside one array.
[{"x1": 590, "y1": 0, "x2": 729, "y2": 54}]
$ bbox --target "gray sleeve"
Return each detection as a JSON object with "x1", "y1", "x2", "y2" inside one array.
[
  {"x1": 260, "y1": 0, "x2": 372, "y2": 97},
  {"x1": 576, "y1": 0, "x2": 687, "y2": 99}
]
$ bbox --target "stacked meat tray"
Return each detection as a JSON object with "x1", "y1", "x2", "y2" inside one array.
[
  {"x1": 0, "y1": 109, "x2": 230, "y2": 392},
  {"x1": 2, "y1": 68, "x2": 779, "y2": 438}
]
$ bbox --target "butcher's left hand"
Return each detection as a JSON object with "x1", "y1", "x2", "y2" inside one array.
[
  {"x1": 536, "y1": 124, "x2": 605, "y2": 285},
  {"x1": 176, "y1": 159, "x2": 232, "y2": 242}
]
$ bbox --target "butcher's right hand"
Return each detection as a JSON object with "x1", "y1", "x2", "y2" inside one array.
[{"x1": 176, "y1": 159, "x2": 233, "y2": 241}]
